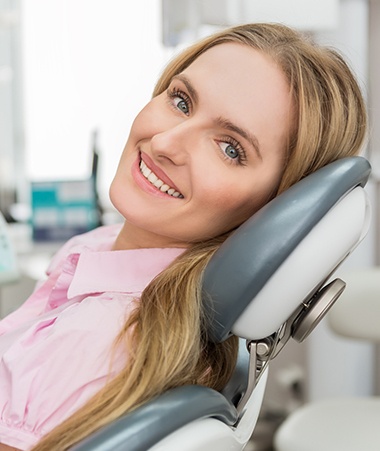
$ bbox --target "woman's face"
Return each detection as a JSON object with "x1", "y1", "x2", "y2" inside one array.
[{"x1": 110, "y1": 43, "x2": 294, "y2": 249}]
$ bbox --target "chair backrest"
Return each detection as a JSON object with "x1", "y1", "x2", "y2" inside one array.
[{"x1": 328, "y1": 267, "x2": 380, "y2": 342}]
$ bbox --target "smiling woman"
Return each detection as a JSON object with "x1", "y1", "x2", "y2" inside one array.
[{"x1": 0, "y1": 23, "x2": 367, "y2": 451}]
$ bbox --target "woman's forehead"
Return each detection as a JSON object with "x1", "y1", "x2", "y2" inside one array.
[{"x1": 180, "y1": 43, "x2": 294, "y2": 145}]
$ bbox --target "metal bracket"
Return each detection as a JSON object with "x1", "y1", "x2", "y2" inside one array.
[{"x1": 235, "y1": 278, "x2": 346, "y2": 418}]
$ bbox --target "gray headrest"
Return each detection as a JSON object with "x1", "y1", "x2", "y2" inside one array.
[{"x1": 202, "y1": 156, "x2": 371, "y2": 343}]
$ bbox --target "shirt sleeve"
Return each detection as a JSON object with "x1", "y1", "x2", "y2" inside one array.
[{"x1": 0, "y1": 293, "x2": 135, "y2": 450}]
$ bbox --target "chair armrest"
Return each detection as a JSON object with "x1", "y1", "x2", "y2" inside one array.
[{"x1": 71, "y1": 385, "x2": 238, "y2": 451}]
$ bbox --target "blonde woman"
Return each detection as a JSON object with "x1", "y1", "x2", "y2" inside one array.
[{"x1": 0, "y1": 23, "x2": 367, "y2": 451}]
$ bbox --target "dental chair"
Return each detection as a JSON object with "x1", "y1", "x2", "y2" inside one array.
[
  {"x1": 273, "y1": 266, "x2": 380, "y2": 451},
  {"x1": 72, "y1": 156, "x2": 372, "y2": 451}
]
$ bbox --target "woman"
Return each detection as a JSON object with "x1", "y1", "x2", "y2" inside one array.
[{"x1": 0, "y1": 22, "x2": 367, "y2": 450}]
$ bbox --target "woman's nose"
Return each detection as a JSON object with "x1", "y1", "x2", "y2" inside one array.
[{"x1": 150, "y1": 122, "x2": 192, "y2": 166}]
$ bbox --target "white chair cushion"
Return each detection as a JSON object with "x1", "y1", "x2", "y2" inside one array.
[
  {"x1": 274, "y1": 397, "x2": 380, "y2": 451},
  {"x1": 328, "y1": 267, "x2": 380, "y2": 341}
]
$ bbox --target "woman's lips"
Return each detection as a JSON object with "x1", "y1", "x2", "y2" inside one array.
[
  {"x1": 131, "y1": 151, "x2": 184, "y2": 199},
  {"x1": 140, "y1": 151, "x2": 182, "y2": 194},
  {"x1": 139, "y1": 159, "x2": 183, "y2": 198}
]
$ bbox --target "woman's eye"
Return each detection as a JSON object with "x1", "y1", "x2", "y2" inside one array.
[
  {"x1": 218, "y1": 140, "x2": 247, "y2": 166},
  {"x1": 167, "y1": 87, "x2": 191, "y2": 115},
  {"x1": 220, "y1": 142, "x2": 239, "y2": 159},
  {"x1": 174, "y1": 97, "x2": 189, "y2": 114}
]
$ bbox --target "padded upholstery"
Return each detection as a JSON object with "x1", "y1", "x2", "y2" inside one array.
[
  {"x1": 71, "y1": 386, "x2": 238, "y2": 451},
  {"x1": 202, "y1": 156, "x2": 371, "y2": 342},
  {"x1": 328, "y1": 267, "x2": 380, "y2": 341},
  {"x1": 274, "y1": 397, "x2": 380, "y2": 451}
]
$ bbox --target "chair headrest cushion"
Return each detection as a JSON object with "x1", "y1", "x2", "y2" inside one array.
[{"x1": 202, "y1": 156, "x2": 371, "y2": 343}]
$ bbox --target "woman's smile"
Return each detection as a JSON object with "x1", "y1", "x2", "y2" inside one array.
[
  {"x1": 139, "y1": 152, "x2": 184, "y2": 198},
  {"x1": 130, "y1": 151, "x2": 184, "y2": 200}
]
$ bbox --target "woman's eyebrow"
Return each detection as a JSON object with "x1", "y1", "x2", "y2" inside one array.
[
  {"x1": 215, "y1": 117, "x2": 262, "y2": 160},
  {"x1": 172, "y1": 74, "x2": 199, "y2": 104},
  {"x1": 172, "y1": 73, "x2": 262, "y2": 159}
]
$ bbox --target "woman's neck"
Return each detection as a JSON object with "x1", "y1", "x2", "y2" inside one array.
[{"x1": 111, "y1": 221, "x2": 189, "y2": 250}]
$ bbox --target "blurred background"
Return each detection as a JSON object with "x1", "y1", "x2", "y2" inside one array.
[{"x1": 1, "y1": 1, "x2": 380, "y2": 449}]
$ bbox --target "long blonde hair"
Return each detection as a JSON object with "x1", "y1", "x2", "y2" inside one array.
[{"x1": 32, "y1": 23, "x2": 367, "y2": 450}]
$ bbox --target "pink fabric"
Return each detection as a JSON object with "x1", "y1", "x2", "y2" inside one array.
[{"x1": 0, "y1": 224, "x2": 184, "y2": 450}]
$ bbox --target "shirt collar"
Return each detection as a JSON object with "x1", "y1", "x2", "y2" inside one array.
[{"x1": 67, "y1": 247, "x2": 185, "y2": 299}]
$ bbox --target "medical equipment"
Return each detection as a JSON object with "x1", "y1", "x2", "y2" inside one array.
[{"x1": 0, "y1": 211, "x2": 18, "y2": 285}]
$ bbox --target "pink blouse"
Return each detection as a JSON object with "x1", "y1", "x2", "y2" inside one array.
[{"x1": 0, "y1": 225, "x2": 184, "y2": 450}]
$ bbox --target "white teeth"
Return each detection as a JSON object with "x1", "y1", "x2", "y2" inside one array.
[
  {"x1": 141, "y1": 166, "x2": 151, "y2": 178},
  {"x1": 147, "y1": 172, "x2": 158, "y2": 183},
  {"x1": 153, "y1": 179, "x2": 164, "y2": 188},
  {"x1": 140, "y1": 159, "x2": 183, "y2": 198}
]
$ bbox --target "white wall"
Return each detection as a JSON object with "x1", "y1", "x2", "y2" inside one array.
[{"x1": 21, "y1": 0, "x2": 170, "y2": 205}]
